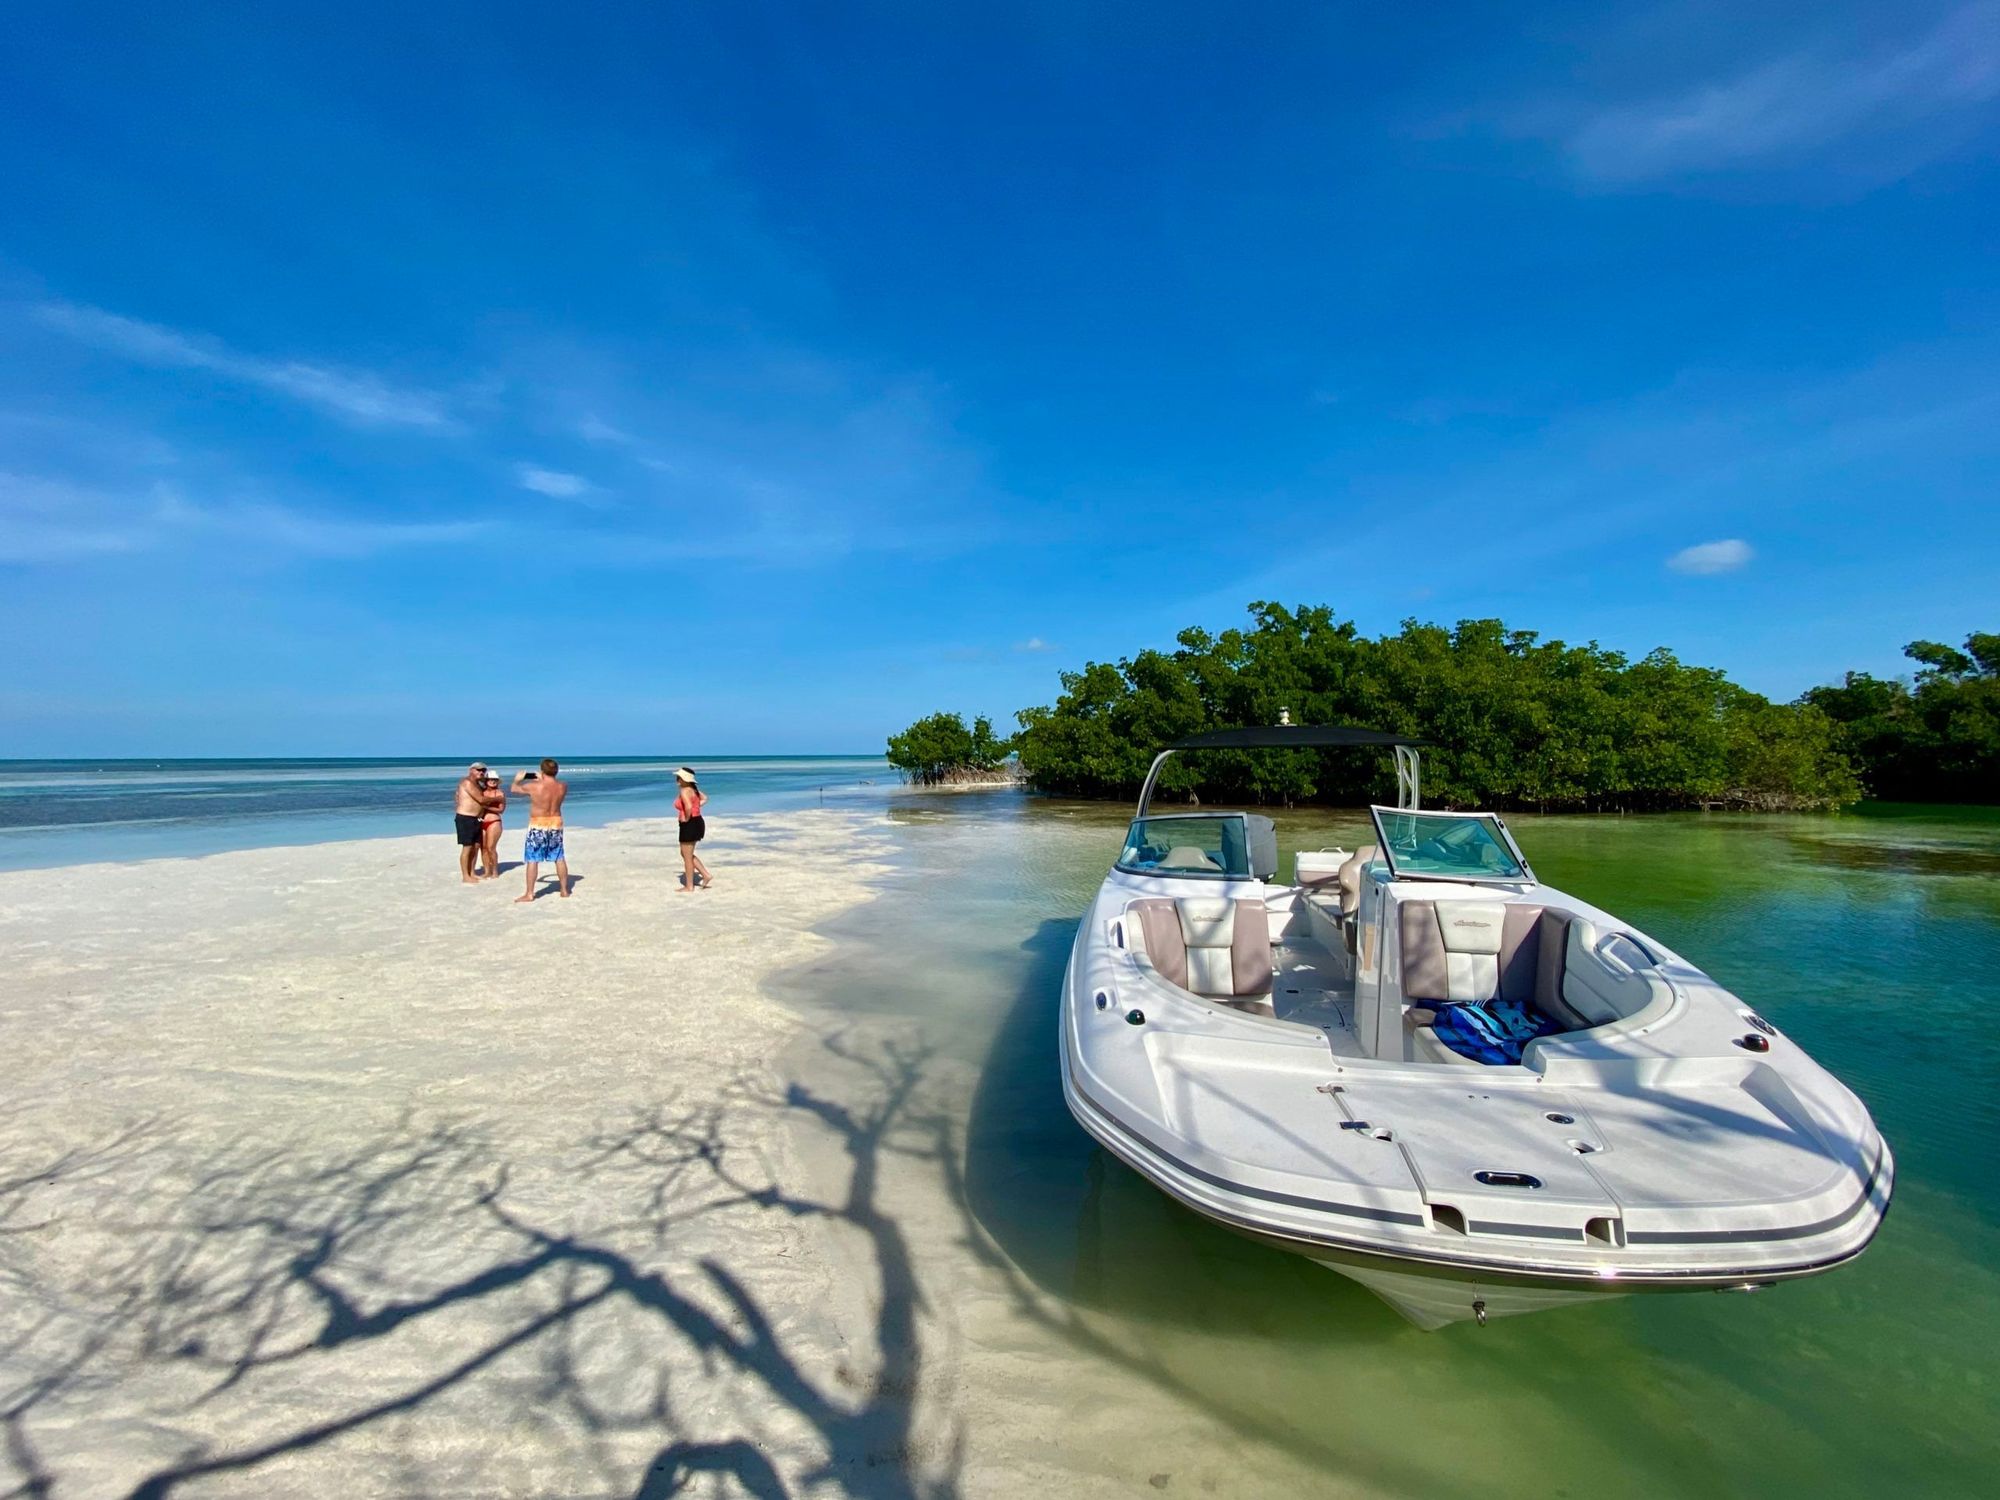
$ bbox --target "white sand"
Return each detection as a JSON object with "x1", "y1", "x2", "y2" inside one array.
[
  {"x1": 0, "y1": 811, "x2": 916, "y2": 1497},
  {"x1": 0, "y1": 810, "x2": 1361, "y2": 1499}
]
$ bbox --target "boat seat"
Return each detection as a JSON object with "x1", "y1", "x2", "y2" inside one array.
[
  {"x1": 1302, "y1": 844, "x2": 1378, "y2": 955},
  {"x1": 1128, "y1": 897, "x2": 1274, "y2": 1008},
  {"x1": 1397, "y1": 900, "x2": 1589, "y2": 1030}
]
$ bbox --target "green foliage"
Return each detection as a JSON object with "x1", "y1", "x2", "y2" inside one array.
[
  {"x1": 1011, "y1": 604, "x2": 1863, "y2": 811},
  {"x1": 884, "y1": 712, "x2": 1010, "y2": 786},
  {"x1": 1802, "y1": 633, "x2": 2000, "y2": 804}
]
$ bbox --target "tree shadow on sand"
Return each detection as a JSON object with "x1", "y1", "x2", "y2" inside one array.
[{"x1": 0, "y1": 1042, "x2": 959, "y2": 1500}]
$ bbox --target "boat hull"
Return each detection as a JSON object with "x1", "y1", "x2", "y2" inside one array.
[
  {"x1": 1319, "y1": 1261, "x2": 1620, "y2": 1329},
  {"x1": 1059, "y1": 966, "x2": 1890, "y2": 1330}
]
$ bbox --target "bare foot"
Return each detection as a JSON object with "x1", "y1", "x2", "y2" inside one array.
[
  {"x1": 559, "y1": 888, "x2": 571, "y2": 898},
  {"x1": 463, "y1": 877, "x2": 480, "y2": 885},
  {"x1": 514, "y1": 894, "x2": 535, "y2": 904}
]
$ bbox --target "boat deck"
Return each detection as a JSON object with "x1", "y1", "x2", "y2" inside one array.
[{"x1": 1268, "y1": 936, "x2": 1369, "y2": 1059}]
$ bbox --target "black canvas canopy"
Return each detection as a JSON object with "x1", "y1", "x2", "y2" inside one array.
[
  {"x1": 1135, "y1": 723, "x2": 1430, "y2": 816},
  {"x1": 1166, "y1": 724, "x2": 1429, "y2": 751}
]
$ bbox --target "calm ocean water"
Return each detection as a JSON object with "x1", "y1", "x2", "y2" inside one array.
[{"x1": 0, "y1": 755, "x2": 893, "y2": 870}]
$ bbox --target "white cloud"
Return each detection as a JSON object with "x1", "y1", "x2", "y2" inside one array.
[
  {"x1": 0, "y1": 470, "x2": 488, "y2": 565},
  {"x1": 1015, "y1": 636, "x2": 1055, "y2": 652},
  {"x1": 31, "y1": 301, "x2": 453, "y2": 428},
  {"x1": 1563, "y1": 3, "x2": 2000, "y2": 180},
  {"x1": 1666, "y1": 538, "x2": 1755, "y2": 575},
  {"x1": 516, "y1": 465, "x2": 595, "y2": 500},
  {"x1": 0, "y1": 472, "x2": 153, "y2": 562},
  {"x1": 178, "y1": 501, "x2": 487, "y2": 557}
]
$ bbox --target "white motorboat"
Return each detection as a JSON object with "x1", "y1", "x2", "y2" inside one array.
[{"x1": 1058, "y1": 725, "x2": 1893, "y2": 1328}]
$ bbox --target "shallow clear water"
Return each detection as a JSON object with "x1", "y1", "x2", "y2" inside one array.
[
  {"x1": 781, "y1": 794, "x2": 2000, "y2": 1497},
  {"x1": 0, "y1": 755, "x2": 893, "y2": 869}
]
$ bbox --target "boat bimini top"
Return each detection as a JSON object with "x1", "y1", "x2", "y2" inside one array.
[{"x1": 1134, "y1": 722, "x2": 1430, "y2": 818}]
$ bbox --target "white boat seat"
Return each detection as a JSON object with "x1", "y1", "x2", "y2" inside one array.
[
  {"x1": 1397, "y1": 900, "x2": 1588, "y2": 1030},
  {"x1": 1128, "y1": 897, "x2": 1274, "y2": 1003}
]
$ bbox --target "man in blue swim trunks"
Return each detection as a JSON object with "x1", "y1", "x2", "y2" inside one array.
[{"x1": 512, "y1": 758, "x2": 570, "y2": 901}]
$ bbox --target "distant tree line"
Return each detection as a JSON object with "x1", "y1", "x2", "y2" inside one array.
[
  {"x1": 887, "y1": 605, "x2": 1999, "y2": 810},
  {"x1": 1802, "y1": 633, "x2": 2000, "y2": 804}
]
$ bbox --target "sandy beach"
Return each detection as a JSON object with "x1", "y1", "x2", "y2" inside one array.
[{"x1": 0, "y1": 811, "x2": 922, "y2": 1496}]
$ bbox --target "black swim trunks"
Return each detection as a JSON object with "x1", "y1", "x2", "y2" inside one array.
[
  {"x1": 679, "y1": 815, "x2": 706, "y2": 845},
  {"x1": 455, "y1": 813, "x2": 483, "y2": 846}
]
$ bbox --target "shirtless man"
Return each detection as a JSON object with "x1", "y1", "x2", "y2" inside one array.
[
  {"x1": 454, "y1": 762, "x2": 490, "y2": 884},
  {"x1": 513, "y1": 758, "x2": 571, "y2": 901}
]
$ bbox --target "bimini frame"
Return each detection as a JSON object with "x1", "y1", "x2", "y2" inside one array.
[{"x1": 1132, "y1": 723, "x2": 1431, "y2": 819}]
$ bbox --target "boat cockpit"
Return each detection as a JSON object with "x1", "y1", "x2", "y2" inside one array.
[{"x1": 1109, "y1": 803, "x2": 1679, "y2": 1069}]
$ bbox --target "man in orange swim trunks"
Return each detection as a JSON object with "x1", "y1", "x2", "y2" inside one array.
[{"x1": 512, "y1": 758, "x2": 570, "y2": 901}]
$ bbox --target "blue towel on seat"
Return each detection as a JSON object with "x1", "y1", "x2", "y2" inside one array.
[{"x1": 1431, "y1": 1000, "x2": 1560, "y2": 1066}]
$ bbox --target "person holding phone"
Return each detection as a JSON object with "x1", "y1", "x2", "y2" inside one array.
[
  {"x1": 674, "y1": 766, "x2": 712, "y2": 891},
  {"x1": 513, "y1": 758, "x2": 570, "y2": 901}
]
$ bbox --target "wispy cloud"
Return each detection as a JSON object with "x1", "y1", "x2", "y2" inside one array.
[
  {"x1": 1667, "y1": 538, "x2": 1755, "y2": 575},
  {"x1": 535, "y1": 353, "x2": 1021, "y2": 567},
  {"x1": 1014, "y1": 636, "x2": 1055, "y2": 652},
  {"x1": 515, "y1": 464, "x2": 597, "y2": 501},
  {"x1": 31, "y1": 301, "x2": 454, "y2": 428},
  {"x1": 1561, "y1": 3, "x2": 2000, "y2": 180},
  {"x1": 0, "y1": 473, "x2": 152, "y2": 563},
  {"x1": 0, "y1": 470, "x2": 489, "y2": 566},
  {"x1": 158, "y1": 493, "x2": 489, "y2": 558}
]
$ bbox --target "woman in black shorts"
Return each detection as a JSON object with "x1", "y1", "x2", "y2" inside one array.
[{"x1": 674, "y1": 766, "x2": 712, "y2": 891}]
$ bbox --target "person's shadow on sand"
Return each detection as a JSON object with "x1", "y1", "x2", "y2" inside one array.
[{"x1": 517, "y1": 873, "x2": 584, "y2": 901}]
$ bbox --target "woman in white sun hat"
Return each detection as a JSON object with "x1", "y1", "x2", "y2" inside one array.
[{"x1": 673, "y1": 766, "x2": 712, "y2": 891}]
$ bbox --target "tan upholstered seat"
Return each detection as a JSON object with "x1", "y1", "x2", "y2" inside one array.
[
  {"x1": 1128, "y1": 897, "x2": 1274, "y2": 1005},
  {"x1": 1337, "y1": 844, "x2": 1379, "y2": 919},
  {"x1": 1397, "y1": 900, "x2": 1586, "y2": 1029},
  {"x1": 1302, "y1": 844, "x2": 1380, "y2": 956}
]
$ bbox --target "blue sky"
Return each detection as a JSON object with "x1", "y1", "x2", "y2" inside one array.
[{"x1": 2, "y1": 1, "x2": 1996, "y2": 755}]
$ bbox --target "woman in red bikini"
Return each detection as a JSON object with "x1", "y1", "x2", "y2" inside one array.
[
  {"x1": 674, "y1": 766, "x2": 712, "y2": 892},
  {"x1": 477, "y1": 773, "x2": 506, "y2": 879}
]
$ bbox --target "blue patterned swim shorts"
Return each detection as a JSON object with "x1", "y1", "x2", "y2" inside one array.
[{"x1": 523, "y1": 826, "x2": 565, "y2": 863}]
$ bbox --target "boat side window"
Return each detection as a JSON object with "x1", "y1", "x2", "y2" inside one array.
[{"x1": 1118, "y1": 815, "x2": 1253, "y2": 879}]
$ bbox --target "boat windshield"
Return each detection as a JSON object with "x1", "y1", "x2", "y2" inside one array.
[
  {"x1": 1117, "y1": 814, "x2": 1253, "y2": 879},
  {"x1": 1369, "y1": 807, "x2": 1534, "y2": 883}
]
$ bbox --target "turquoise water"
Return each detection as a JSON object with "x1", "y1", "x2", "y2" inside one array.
[
  {"x1": 780, "y1": 795, "x2": 2000, "y2": 1497},
  {"x1": 0, "y1": 755, "x2": 892, "y2": 869}
]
